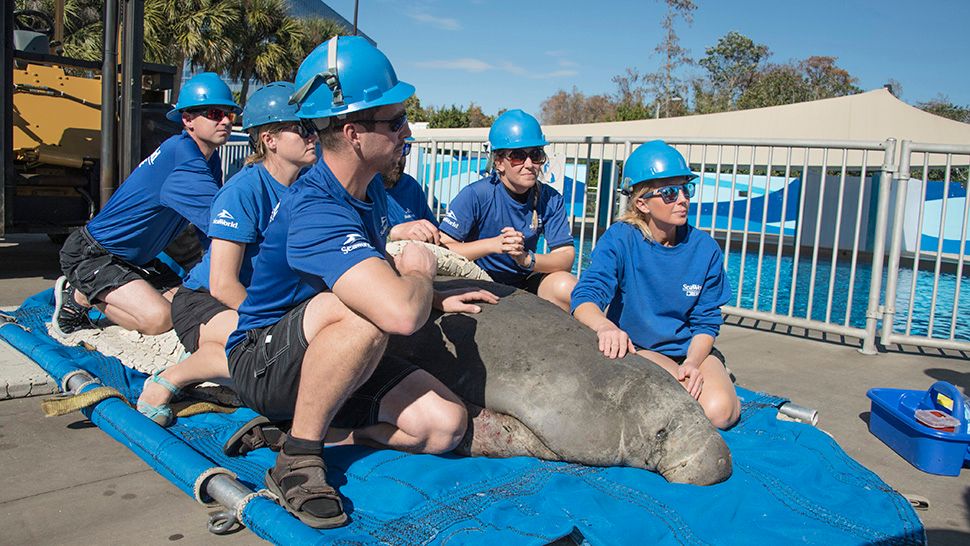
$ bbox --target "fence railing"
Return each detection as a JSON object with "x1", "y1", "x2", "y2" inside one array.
[
  {"x1": 881, "y1": 141, "x2": 970, "y2": 351},
  {"x1": 404, "y1": 136, "x2": 969, "y2": 355}
]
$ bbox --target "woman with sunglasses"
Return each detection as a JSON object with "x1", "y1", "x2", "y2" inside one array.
[
  {"x1": 137, "y1": 81, "x2": 318, "y2": 426},
  {"x1": 439, "y1": 110, "x2": 576, "y2": 311},
  {"x1": 53, "y1": 72, "x2": 240, "y2": 339},
  {"x1": 571, "y1": 140, "x2": 739, "y2": 429}
]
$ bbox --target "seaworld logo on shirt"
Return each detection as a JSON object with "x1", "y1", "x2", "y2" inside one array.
[
  {"x1": 137, "y1": 147, "x2": 162, "y2": 168},
  {"x1": 442, "y1": 210, "x2": 459, "y2": 229},
  {"x1": 341, "y1": 233, "x2": 372, "y2": 254},
  {"x1": 212, "y1": 209, "x2": 238, "y2": 229},
  {"x1": 380, "y1": 216, "x2": 389, "y2": 237},
  {"x1": 682, "y1": 283, "x2": 702, "y2": 297}
]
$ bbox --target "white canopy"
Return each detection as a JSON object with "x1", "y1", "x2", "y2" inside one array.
[{"x1": 413, "y1": 89, "x2": 970, "y2": 146}]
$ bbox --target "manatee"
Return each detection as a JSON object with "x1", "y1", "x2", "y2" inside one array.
[{"x1": 385, "y1": 278, "x2": 733, "y2": 486}]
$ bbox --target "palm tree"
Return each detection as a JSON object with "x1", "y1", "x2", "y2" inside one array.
[
  {"x1": 296, "y1": 16, "x2": 345, "y2": 59},
  {"x1": 15, "y1": 0, "x2": 103, "y2": 60},
  {"x1": 223, "y1": 0, "x2": 305, "y2": 106},
  {"x1": 144, "y1": 0, "x2": 240, "y2": 100}
]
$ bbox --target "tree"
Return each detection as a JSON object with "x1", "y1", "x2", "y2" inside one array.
[
  {"x1": 465, "y1": 103, "x2": 494, "y2": 128},
  {"x1": 404, "y1": 95, "x2": 429, "y2": 123},
  {"x1": 697, "y1": 31, "x2": 770, "y2": 110},
  {"x1": 16, "y1": 0, "x2": 103, "y2": 60},
  {"x1": 611, "y1": 68, "x2": 652, "y2": 121},
  {"x1": 917, "y1": 95, "x2": 970, "y2": 124},
  {"x1": 223, "y1": 0, "x2": 305, "y2": 105},
  {"x1": 800, "y1": 56, "x2": 861, "y2": 100},
  {"x1": 145, "y1": 0, "x2": 240, "y2": 100},
  {"x1": 647, "y1": 0, "x2": 696, "y2": 118},
  {"x1": 540, "y1": 87, "x2": 615, "y2": 125},
  {"x1": 296, "y1": 16, "x2": 345, "y2": 58},
  {"x1": 736, "y1": 63, "x2": 811, "y2": 110}
]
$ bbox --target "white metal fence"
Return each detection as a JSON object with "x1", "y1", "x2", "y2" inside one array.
[
  {"x1": 218, "y1": 136, "x2": 969, "y2": 354},
  {"x1": 402, "y1": 136, "x2": 968, "y2": 355}
]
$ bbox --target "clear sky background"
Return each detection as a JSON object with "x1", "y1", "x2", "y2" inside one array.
[{"x1": 323, "y1": 0, "x2": 970, "y2": 118}]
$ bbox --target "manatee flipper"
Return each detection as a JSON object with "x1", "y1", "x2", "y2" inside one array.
[
  {"x1": 454, "y1": 403, "x2": 559, "y2": 460},
  {"x1": 385, "y1": 278, "x2": 733, "y2": 485}
]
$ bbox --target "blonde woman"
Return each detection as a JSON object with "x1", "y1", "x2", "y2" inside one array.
[
  {"x1": 571, "y1": 140, "x2": 739, "y2": 429},
  {"x1": 137, "y1": 82, "x2": 317, "y2": 426}
]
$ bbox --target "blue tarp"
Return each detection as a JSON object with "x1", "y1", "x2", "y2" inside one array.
[{"x1": 2, "y1": 290, "x2": 924, "y2": 545}]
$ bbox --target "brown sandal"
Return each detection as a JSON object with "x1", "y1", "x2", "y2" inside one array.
[{"x1": 265, "y1": 452, "x2": 348, "y2": 529}]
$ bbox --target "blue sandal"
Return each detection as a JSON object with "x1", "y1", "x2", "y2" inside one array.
[{"x1": 137, "y1": 371, "x2": 182, "y2": 427}]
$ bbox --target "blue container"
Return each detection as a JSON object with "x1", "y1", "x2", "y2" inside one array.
[{"x1": 867, "y1": 381, "x2": 970, "y2": 476}]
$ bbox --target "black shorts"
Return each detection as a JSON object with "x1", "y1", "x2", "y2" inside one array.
[
  {"x1": 171, "y1": 286, "x2": 232, "y2": 353},
  {"x1": 667, "y1": 346, "x2": 727, "y2": 368},
  {"x1": 227, "y1": 299, "x2": 418, "y2": 426},
  {"x1": 510, "y1": 272, "x2": 547, "y2": 294},
  {"x1": 59, "y1": 227, "x2": 182, "y2": 302}
]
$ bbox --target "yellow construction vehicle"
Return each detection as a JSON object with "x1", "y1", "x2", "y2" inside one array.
[{"x1": 3, "y1": 4, "x2": 180, "y2": 241}]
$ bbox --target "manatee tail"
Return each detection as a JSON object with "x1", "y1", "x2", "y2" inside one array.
[{"x1": 454, "y1": 403, "x2": 559, "y2": 460}]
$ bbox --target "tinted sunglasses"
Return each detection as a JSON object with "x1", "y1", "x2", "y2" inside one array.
[
  {"x1": 190, "y1": 107, "x2": 236, "y2": 122},
  {"x1": 503, "y1": 147, "x2": 546, "y2": 166},
  {"x1": 357, "y1": 112, "x2": 409, "y2": 132},
  {"x1": 641, "y1": 182, "x2": 696, "y2": 204},
  {"x1": 281, "y1": 122, "x2": 314, "y2": 139}
]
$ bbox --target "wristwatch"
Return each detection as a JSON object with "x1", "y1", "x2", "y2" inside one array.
[{"x1": 524, "y1": 250, "x2": 536, "y2": 270}]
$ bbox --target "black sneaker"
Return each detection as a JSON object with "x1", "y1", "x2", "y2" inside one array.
[{"x1": 52, "y1": 276, "x2": 95, "y2": 336}]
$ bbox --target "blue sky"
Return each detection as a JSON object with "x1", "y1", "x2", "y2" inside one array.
[{"x1": 323, "y1": 0, "x2": 970, "y2": 118}]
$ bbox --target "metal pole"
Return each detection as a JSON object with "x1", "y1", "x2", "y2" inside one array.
[
  {"x1": 100, "y1": 0, "x2": 119, "y2": 206},
  {"x1": 120, "y1": 0, "x2": 143, "y2": 179},
  {"x1": 860, "y1": 139, "x2": 896, "y2": 354},
  {"x1": 880, "y1": 140, "x2": 909, "y2": 347},
  {"x1": 0, "y1": 0, "x2": 12, "y2": 235},
  {"x1": 353, "y1": 0, "x2": 359, "y2": 35},
  {"x1": 54, "y1": 0, "x2": 65, "y2": 47}
]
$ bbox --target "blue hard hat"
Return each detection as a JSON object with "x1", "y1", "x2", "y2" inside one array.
[
  {"x1": 242, "y1": 81, "x2": 300, "y2": 131},
  {"x1": 166, "y1": 72, "x2": 241, "y2": 122},
  {"x1": 291, "y1": 36, "x2": 414, "y2": 120},
  {"x1": 620, "y1": 140, "x2": 697, "y2": 191},
  {"x1": 488, "y1": 109, "x2": 548, "y2": 150}
]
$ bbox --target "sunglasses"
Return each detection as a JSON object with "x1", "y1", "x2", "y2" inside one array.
[
  {"x1": 502, "y1": 147, "x2": 546, "y2": 166},
  {"x1": 281, "y1": 122, "x2": 315, "y2": 139},
  {"x1": 190, "y1": 107, "x2": 236, "y2": 122},
  {"x1": 356, "y1": 112, "x2": 409, "y2": 132},
  {"x1": 641, "y1": 182, "x2": 696, "y2": 204}
]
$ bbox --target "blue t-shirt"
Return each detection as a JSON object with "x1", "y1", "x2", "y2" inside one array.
[
  {"x1": 182, "y1": 163, "x2": 288, "y2": 291},
  {"x1": 386, "y1": 173, "x2": 437, "y2": 227},
  {"x1": 86, "y1": 131, "x2": 222, "y2": 265},
  {"x1": 438, "y1": 173, "x2": 573, "y2": 285},
  {"x1": 570, "y1": 222, "x2": 731, "y2": 356},
  {"x1": 227, "y1": 160, "x2": 390, "y2": 352}
]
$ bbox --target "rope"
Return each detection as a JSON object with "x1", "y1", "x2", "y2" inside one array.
[
  {"x1": 41, "y1": 386, "x2": 123, "y2": 416},
  {"x1": 41, "y1": 386, "x2": 236, "y2": 418}
]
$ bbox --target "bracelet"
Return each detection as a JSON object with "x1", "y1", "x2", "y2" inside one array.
[{"x1": 524, "y1": 250, "x2": 536, "y2": 270}]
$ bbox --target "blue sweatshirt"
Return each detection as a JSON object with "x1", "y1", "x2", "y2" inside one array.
[
  {"x1": 86, "y1": 131, "x2": 222, "y2": 265},
  {"x1": 570, "y1": 222, "x2": 731, "y2": 356}
]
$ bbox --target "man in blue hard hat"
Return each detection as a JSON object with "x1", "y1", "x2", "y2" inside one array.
[
  {"x1": 226, "y1": 37, "x2": 497, "y2": 528},
  {"x1": 52, "y1": 72, "x2": 240, "y2": 338}
]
